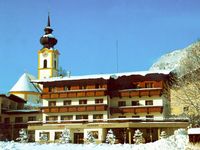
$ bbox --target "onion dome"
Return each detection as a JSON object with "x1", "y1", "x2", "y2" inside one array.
[{"x1": 40, "y1": 15, "x2": 57, "y2": 49}]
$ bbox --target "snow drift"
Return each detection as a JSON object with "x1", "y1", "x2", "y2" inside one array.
[{"x1": 0, "y1": 129, "x2": 188, "y2": 150}]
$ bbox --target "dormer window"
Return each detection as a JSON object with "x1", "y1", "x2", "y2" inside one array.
[{"x1": 43, "y1": 59, "x2": 47, "y2": 68}]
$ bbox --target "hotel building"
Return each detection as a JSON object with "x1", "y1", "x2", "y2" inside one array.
[{"x1": 0, "y1": 16, "x2": 188, "y2": 143}]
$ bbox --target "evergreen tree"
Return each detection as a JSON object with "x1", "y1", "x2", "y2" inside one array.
[
  {"x1": 60, "y1": 128, "x2": 71, "y2": 143},
  {"x1": 39, "y1": 132, "x2": 48, "y2": 143},
  {"x1": 85, "y1": 131, "x2": 95, "y2": 144},
  {"x1": 133, "y1": 129, "x2": 143, "y2": 144},
  {"x1": 16, "y1": 128, "x2": 28, "y2": 143},
  {"x1": 106, "y1": 129, "x2": 116, "y2": 144},
  {"x1": 160, "y1": 131, "x2": 168, "y2": 139}
]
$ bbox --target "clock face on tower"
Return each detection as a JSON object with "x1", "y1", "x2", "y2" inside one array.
[{"x1": 42, "y1": 51, "x2": 48, "y2": 57}]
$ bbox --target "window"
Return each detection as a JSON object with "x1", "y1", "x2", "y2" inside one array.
[
  {"x1": 76, "y1": 115, "x2": 88, "y2": 120},
  {"x1": 132, "y1": 116, "x2": 140, "y2": 118},
  {"x1": 132, "y1": 83, "x2": 140, "y2": 88},
  {"x1": 95, "y1": 99, "x2": 103, "y2": 104},
  {"x1": 145, "y1": 100, "x2": 153, "y2": 105},
  {"x1": 80, "y1": 85, "x2": 87, "y2": 89},
  {"x1": 64, "y1": 86, "x2": 71, "y2": 91},
  {"x1": 4, "y1": 118, "x2": 10, "y2": 123},
  {"x1": 118, "y1": 116, "x2": 126, "y2": 118},
  {"x1": 43, "y1": 59, "x2": 47, "y2": 68},
  {"x1": 145, "y1": 83, "x2": 154, "y2": 88},
  {"x1": 28, "y1": 116, "x2": 36, "y2": 121},
  {"x1": 61, "y1": 115, "x2": 73, "y2": 121},
  {"x1": 54, "y1": 60, "x2": 57, "y2": 69},
  {"x1": 79, "y1": 99, "x2": 87, "y2": 105},
  {"x1": 28, "y1": 131, "x2": 35, "y2": 142},
  {"x1": 183, "y1": 106, "x2": 189, "y2": 112},
  {"x1": 146, "y1": 115, "x2": 154, "y2": 120},
  {"x1": 15, "y1": 117, "x2": 23, "y2": 123},
  {"x1": 95, "y1": 84, "x2": 103, "y2": 89},
  {"x1": 17, "y1": 104, "x2": 23, "y2": 109},
  {"x1": 93, "y1": 114, "x2": 103, "y2": 119},
  {"x1": 118, "y1": 101, "x2": 126, "y2": 107},
  {"x1": 95, "y1": 84, "x2": 100, "y2": 89},
  {"x1": 49, "y1": 101, "x2": 56, "y2": 106},
  {"x1": 55, "y1": 132, "x2": 62, "y2": 140},
  {"x1": 90, "y1": 131, "x2": 98, "y2": 139},
  {"x1": 49, "y1": 87, "x2": 56, "y2": 92},
  {"x1": 132, "y1": 101, "x2": 140, "y2": 106},
  {"x1": 40, "y1": 132, "x2": 49, "y2": 141},
  {"x1": 63, "y1": 100, "x2": 71, "y2": 106},
  {"x1": 46, "y1": 116, "x2": 57, "y2": 121}
]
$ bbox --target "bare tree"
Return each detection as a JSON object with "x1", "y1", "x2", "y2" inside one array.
[
  {"x1": 58, "y1": 67, "x2": 67, "y2": 77},
  {"x1": 170, "y1": 41, "x2": 200, "y2": 126}
]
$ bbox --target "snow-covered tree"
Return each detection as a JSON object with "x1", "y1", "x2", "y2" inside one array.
[
  {"x1": 170, "y1": 41, "x2": 200, "y2": 126},
  {"x1": 60, "y1": 128, "x2": 70, "y2": 143},
  {"x1": 84, "y1": 131, "x2": 95, "y2": 144},
  {"x1": 39, "y1": 132, "x2": 48, "y2": 143},
  {"x1": 16, "y1": 128, "x2": 28, "y2": 143},
  {"x1": 133, "y1": 129, "x2": 143, "y2": 144},
  {"x1": 159, "y1": 131, "x2": 167, "y2": 139},
  {"x1": 106, "y1": 129, "x2": 116, "y2": 144}
]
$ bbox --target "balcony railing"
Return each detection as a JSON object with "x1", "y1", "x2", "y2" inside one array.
[
  {"x1": 41, "y1": 89, "x2": 107, "y2": 99},
  {"x1": 110, "y1": 106, "x2": 163, "y2": 114},
  {"x1": 119, "y1": 88, "x2": 162, "y2": 97},
  {"x1": 27, "y1": 118, "x2": 188, "y2": 126},
  {"x1": 41, "y1": 104, "x2": 108, "y2": 113}
]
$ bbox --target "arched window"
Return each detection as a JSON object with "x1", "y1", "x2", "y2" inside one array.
[
  {"x1": 43, "y1": 59, "x2": 47, "y2": 68},
  {"x1": 54, "y1": 60, "x2": 57, "y2": 69}
]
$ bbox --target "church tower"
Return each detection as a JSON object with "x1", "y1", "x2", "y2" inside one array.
[{"x1": 38, "y1": 15, "x2": 60, "y2": 79}]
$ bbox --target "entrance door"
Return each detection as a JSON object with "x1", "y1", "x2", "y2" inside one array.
[{"x1": 74, "y1": 133, "x2": 84, "y2": 144}]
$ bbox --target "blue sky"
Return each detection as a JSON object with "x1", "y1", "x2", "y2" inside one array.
[{"x1": 0, "y1": 0, "x2": 200, "y2": 93}]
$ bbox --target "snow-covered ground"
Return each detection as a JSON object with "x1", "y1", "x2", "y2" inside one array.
[{"x1": 0, "y1": 129, "x2": 189, "y2": 150}]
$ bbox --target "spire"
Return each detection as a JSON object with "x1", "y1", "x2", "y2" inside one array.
[
  {"x1": 40, "y1": 13, "x2": 57, "y2": 49},
  {"x1": 44, "y1": 13, "x2": 53, "y2": 34},
  {"x1": 47, "y1": 12, "x2": 51, "y2": 27}
]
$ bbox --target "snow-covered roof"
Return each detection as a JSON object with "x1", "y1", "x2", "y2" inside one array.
[
  {"x1": 33, "y1": 70, "x2": 171, "y2": 83},
  {"x1": 5, "y1": 109, "x2": 41, "y2": 114},
  {"x1": 5, "y1": 110, "x2": 40, "y2": 113},
  {"x1": 43, "y1": 34, "x2": 55, "y2": 38},
  {"x1": 10, "y1": 73, "x2": 41, "y2": 93},
  {"x1": 188, "y1": 128, "x2": 200, "y2": 134}
]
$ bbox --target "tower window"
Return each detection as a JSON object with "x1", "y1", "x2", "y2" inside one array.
[
  {"x1": 43, "y1": 59, "x2": 47, "y2": 68},
  {"x1": 54, "y1": 60, "x2": 57, "y2": 69}
]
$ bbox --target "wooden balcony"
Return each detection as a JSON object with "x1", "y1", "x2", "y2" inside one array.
[
  {"x1": 27, "y1": 118, "x2": 188, "y2": 127},
  {"x1": 119, "y1": 88, "x2": 162, "y2": 98},
  {"x1": 42, "y1": 104, "x2": 108, "y2": 113},
  {"x1": 110, "y1": 106, "x2": 163, "y2": 114},
  {"x1": 41, "y1": 89, "x2": 107, "y2": 99}
]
